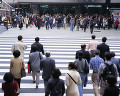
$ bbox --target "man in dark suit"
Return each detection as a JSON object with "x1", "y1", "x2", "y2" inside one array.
[
  {"x1": 30, "y1": 37, "x2": 44, "y2": 55},
  {"x1": 76, "y1": 44, "x2": 90, "y2": 63},
  {"x1": 97, "y1": 37, "x2": 110, "y2": 60}
]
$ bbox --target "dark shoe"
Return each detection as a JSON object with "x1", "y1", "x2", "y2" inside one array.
[
  {"x1": 17, "y1": 93, "x2": 20, "y2": 95},
  {"x1": 36, "y1": 86, "x2": 38, "y2": 88},
  {"x1": 33, "y1": 81, "x2": 35, "y2": 83}
]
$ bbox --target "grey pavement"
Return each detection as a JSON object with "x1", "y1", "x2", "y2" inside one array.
[{"x1": 0, "y1": 25, "x2": 120, "y2": 96}]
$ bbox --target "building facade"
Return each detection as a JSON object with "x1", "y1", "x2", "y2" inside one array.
[{"x1": 3, "y1": 0, "x2": 120, "y2": 16}]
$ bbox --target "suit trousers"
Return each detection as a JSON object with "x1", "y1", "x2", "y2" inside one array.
[
  {"x1": 32, "y1": 71, "x2": 40, "y2": 86},
  {"x1": 92, "y1": 73, "x2": 99, "y2": 96}
]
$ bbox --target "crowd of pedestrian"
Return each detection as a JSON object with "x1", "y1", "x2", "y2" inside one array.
[
  {"x1": 0, "y1": 13, "x2": 119, "y2": 33},
  {"x1": 1, "y1": 34, "x2": 120, "y2": 96}
]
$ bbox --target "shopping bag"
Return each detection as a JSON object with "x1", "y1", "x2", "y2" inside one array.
[{"x1": 28, "y1": 64, "x2": 31, "y2": 74}]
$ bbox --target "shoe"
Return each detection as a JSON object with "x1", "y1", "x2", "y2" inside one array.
[
  {"x1": 33, "y1": 81, "x2": 35, "y2": 83},
  {"x1": 36, "y1": 86, "x2": 38, "y2": 88},
  {"x1": 17, "y1": 92, "x2": 20, "y2": 95}
]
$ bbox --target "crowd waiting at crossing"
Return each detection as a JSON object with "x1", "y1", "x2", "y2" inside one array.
[
  {"x1": 1, "y1": 35, "x2": 120, "y2": 96},
  {"x1": 0, "y1": 13, "x2": 119, "y2": 33}
]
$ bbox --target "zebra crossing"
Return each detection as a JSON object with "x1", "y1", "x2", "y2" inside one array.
[{"x1": 0, "y1": 36, "x2": 120, "y2": 96}]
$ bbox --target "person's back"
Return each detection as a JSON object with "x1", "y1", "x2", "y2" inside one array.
[
  {"x1": 103, "y1": 75, "x2": 119, "y2": 96},
  {"x1": 31, "y1": 37, "x2": 44, "y2": 55}
]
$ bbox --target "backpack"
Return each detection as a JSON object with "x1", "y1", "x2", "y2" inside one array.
[
  {"x1": 101, "y1": 63, "x2": 116, "y2": 81},
  {"x1": 84, "y1": 60, "x2": 89, "y2": 74}
]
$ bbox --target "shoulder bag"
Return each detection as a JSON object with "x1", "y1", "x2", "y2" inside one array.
[
  {"x1": 67, "y1": 73, "x2": 83, "y2": 96},
  {"x1": 84, "y1": 60, "x2": 89, "y2": 74}
]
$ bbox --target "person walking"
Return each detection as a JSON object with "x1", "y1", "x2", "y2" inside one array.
[
  {"x1": 99, "y1": 52, "x2": 118, "y2": 96},
  {"x1": 45, "y1": 69, "x2": 65, "y2": 96},
  {"x1": 11, "y1": 35, "x2": 27, "y2": 58},
  {"x1": 40, "y1": 51, "x2": 56, "y2": 92},
  {"x1": 4, "y1": 17, "x2": 9, "y2": 30},
  {"x1": 97, "y1": 37, "x2": 110, "y2": 60},
  {"x1": 114, "y1": 18, "x2": 119, "y2": 30},
  {"x1": 30, "y1": 37, "x2": 44, "y2": 55},
  {"x1": 74, "y1": 51, "x2": 89, "y2": 88},
  {"x1": 2, "y1": 72, "x2": 19, "y2": 96},
  {"x1": 87, "y1": 35, "x2": 98, "y2": 58},
  {"x1": 10, "y1": 50, "x2": 25, "y2": 90},
  {"x1": 24, "y1": 16, "x2": 29, "y2": 28},
  {"x1": 89, "y1": 50, "x2": 104, "y2": 96},
  {"x1": 66, "y1": 62, "x2": 81, "y2": 96},
  {"x1": 90, "y1": 19, "x2": 94, "y2": 34},
  {"x1": 70, "y1": 16, "x2": 75, "y2": 31},
  {"x1": 28, "y1": 45, "x2": 43, "y2": 88}
]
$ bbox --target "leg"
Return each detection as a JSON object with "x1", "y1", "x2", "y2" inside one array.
[
  {"x1": 44, "y1": 79, "x2": 49, "y2": 92},
  {"x1": 92, "y1": 73, "x2": 99, "y2": 96},
  {"x1": 32, "y1": 71, "x2": 36, "y2": 82},
  {"x1": 36, "y1": 71, "x2": 40, "y2": 87},
  {"x1": 14, "y1": 78, "x2": 21, "y2": 88},
  {"x1": 100, "y1": 86, "x2": 105, "y2": 96}
]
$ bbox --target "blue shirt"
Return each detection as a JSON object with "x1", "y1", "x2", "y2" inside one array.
[
  {"x1": 90, "y1": 56, "x2": 104, "y2": 72},
  {"x1": 111, "y1": 57, "x2": 120, "y2": 70}
]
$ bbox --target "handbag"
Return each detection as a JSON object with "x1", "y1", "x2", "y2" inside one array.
[
  {"x1": 84, "y1": 60, "x2": 89, "y2": 74},
  {"x1": 28, "y1": 62, "x2": 31, "y2": 74},
  {"x1": 21, "y1": 58, "x2": 26, "y2": 78},
  {"x1": 67, "y1": 73, "x2": 83, "y2": 96}
]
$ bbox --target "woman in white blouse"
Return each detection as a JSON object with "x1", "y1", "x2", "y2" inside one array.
[{"x1": 66, "y1": 62, "x2": 82, "y2": 96}]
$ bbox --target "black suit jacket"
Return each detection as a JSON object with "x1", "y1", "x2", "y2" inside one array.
[
  {"x1": 97, "y1": 43, "x2": 110, "y2": 59},
  {"x1": 30, "y1": 42, "x2": 44, "y2": 55},
  {"x1": 76, "y1": 49, "x2": 90, "y2": 63}
]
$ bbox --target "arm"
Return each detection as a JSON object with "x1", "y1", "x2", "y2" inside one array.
[{"x1": 66, "y1": 74, "x2": 70, "y2": 87}]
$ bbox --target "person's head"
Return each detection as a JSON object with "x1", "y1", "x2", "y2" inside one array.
[
  {"x1": 94, "y1": 49, "x2": 100, "y2": 55},
  {"x1": 13, "y1": 50, "x2": 20, "y2": 58},
  {"x1": 104, "y1": 52, "x2": 112, "y2": 61},
  {"x1": 110, "y1": 52, "x2": 115, "y2": 57},
  {"x1": 35, "y1": 37, "x2": 39, "y2": 42},
  {"x1": 68, "y1": 62, "x2": 77, "y2": 70},
  {"x1": 78, "y1": 51, "x2": 83, "y2": 60},
  {"x1": 31, "y1": 45, "x2": 38, "y2": 52},
  {"x1": 81, "y1": 44, "x2": 86, "y2": 50},
  {"x1": 52, "y1": 69, "x2": 61, "y2": 78},
  {"x1": 105, "y1": 75, "x2": 117, "y2": 85},
  {"x1": 102, "y1": 37, "x2": 107, "y2": 43},
  {"x1": 18, "y1": 35, "x2": 23, "y2": 41},
  {"x1": 91, "y1": 35, "x2": 96, "y2": 39},
  {"x1": 45, "y1": 51, "x2": 51, "y2": 57},
  {"x1": 3, "y1": 72, "x2": 14, "y2": 83}
]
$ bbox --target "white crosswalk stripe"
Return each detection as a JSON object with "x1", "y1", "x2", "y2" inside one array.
[{"x1": 0, "y1": 36, "x2": 120, "y2": 96}]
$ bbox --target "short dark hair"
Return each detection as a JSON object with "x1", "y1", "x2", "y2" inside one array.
[
  {"x1": 78, "y1": 51, "x2": 83, "y2": 60},
  {"x1": 81, "y1": 44, "x2": 86, "y2": 49},
  {"x1": 18, "y1": 35, "x2": 23, "y2": 41},
  {"x1": 69, "y1": 62, "x2": 77, "y2": 69},
  {"x1": 45, "y1": 51, "x2": 50, "y2": 57},
  {"x1": 105, "y1": 52, "x2": 112, "y2": 60},
  {"x1": 110, "y1": 52, "x2": 115, "y2": 57},
  {"x1": 52, "y1": 69, "x2": 61, "y2": 78},
  {"x1": 92, "y1": 35, "x2": 96, "y2": 39},
  {"x1": 3, "y1": 72, "x2": 14, "y2": 83},
  {"x1": 94, "y1": 49, "x2": 100, "y2": 55},
  {"x1": 102, "y1": 37, "x2": 107, "y2": 42},
  {"x1": 106, "y1": 75, "x2": 117, "y2": 85},
  {"x1": 35, "y1": 37, "x2": 39, "y2": 42},
  {"x1": 13, "y1": 50, "x2": 20, "y2": 58}
]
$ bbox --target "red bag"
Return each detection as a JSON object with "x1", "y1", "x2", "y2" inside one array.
[{"x1": 28, "y1": 64, "x2": 31, "y2": 74}]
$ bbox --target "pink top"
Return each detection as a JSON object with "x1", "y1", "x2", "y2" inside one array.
[{"x1": 87, "y1": 40, "x2": 98, "y2": 51}]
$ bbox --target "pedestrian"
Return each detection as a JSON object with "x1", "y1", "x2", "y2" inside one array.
[
  {"x1": 4, "y1": 17, "x2": 9, "y2": 30},
  {"x1": 114, "y1": 18, "x2": 119, "y2": 30},
  {"x1": 28, "y1": 45, "x2": 43, "y2": 88},
  {"x1": 90, "y1": 19, "x2": 94, "y2": 34},
  {"x1": 2, "y1": 72, "x2": 19, "y2": 96},
  {"x1": 87, "y1": 35, "x2": 98, "y2": 58},
  {"x1": 99, "y1": 52, "x2": 118, "y2": 96},
  {"x1": 19, "y1": 15, "x2": 23, "y2": 30},
  {"x1": 30, "y1": 37, "x2": 44, "y2": 55},
  {"x1": 110, "y1": 52, "x2": 120, "y2": 75},
  {"x1": 66, "y1": 62, "x2": 81, "y2": 96},
  {"x1": 103, "y1": 75, "x2": 119, "y2": 96},
  {"x1": 89, "y1": 50, "x2": 104, "y2": 96},
  {"x1": 45, "y1": 69, "x2": 65, "y2": 96},
  {"x1": 70, "y1": 16, "x2": 75, "y2": 31},
  {"x1": 11, "y1": 35, "x2": 27, "y2": 58},
  {"x1": 40, "y1": 51, "x2": 56, "y2": 92},
  {"x1": 10, "y1": 50, "x2": 25, "y2": 90},
  {"x1": 97, "y1": 37, "x2": 110, "y2": 60},
  {"x1": 74, "y1": 51, "x2": 89, "y2": 88},
  {"x1": 37, "y1": 16, "x2": 42, "y2": 30},
  {"x1": 83, "y1": 17, "x2": 87, "y2": 32},
  {"x1": 24, "y1": 16, "x2": 29, "y2": 28}
]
